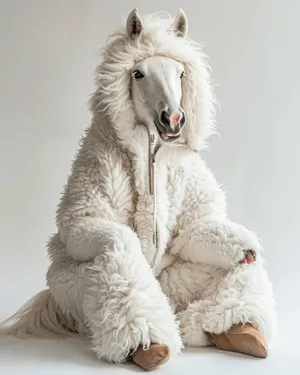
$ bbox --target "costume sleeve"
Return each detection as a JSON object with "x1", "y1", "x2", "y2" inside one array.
[
  {"x1": 55, "y1": 149, "x2": 138, "y2": 262},
  {"x1": 169, "y1": 154, "x2": 262, "y2": 269}
]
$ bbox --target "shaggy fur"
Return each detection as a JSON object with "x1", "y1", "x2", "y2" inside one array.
[{"x1": 2, "y1": 10, "x2": 276, "y2": 365}]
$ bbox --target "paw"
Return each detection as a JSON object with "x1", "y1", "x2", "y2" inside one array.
[
  {"x1": 132, "y1": 344, "x2": 170, "y2": 371},
  {"x1": 208, "y1": 323, "x2": 268, "y2": 358},
  {"x1": 239, "y1": 250, "x2": 256, "y2": 264}
]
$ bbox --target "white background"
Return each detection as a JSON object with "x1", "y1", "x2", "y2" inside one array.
[{"x1": 0, "y1": 0, "x2": 299, "y2": 374}]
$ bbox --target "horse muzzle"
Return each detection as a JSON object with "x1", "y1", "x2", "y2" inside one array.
[{"x1": 155, "y1": 108, "x2": 186, "y2": 142}]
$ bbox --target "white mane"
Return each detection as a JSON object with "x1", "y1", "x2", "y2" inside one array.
[{"x1": 89, "y1": 12, "x2": 216, "y2": 151}]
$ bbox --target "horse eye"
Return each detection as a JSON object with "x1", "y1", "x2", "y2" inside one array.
[
  {"x1": 180, "y1": 71, "x2": 185, "y2": 79},
  {"x1": 133, "y1": 70, "x2": 144, "y2": 80}
]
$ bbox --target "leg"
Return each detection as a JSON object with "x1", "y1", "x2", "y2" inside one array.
[
  {"x1": 47, "y1": 233, "x2": 182, "y2": 365},
  {"x1": 199, "y1": 258, "x2": 276, "y2": 344},
  {"x1": 158, "y1": 257, "x2": 276, "y2": 356},
  {"x1": 158, "y1": 258, "x2": 226, "y2": 347}
]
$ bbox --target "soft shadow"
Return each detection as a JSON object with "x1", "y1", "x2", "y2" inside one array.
[
  {"x1": 0, "y1": 335, "x2": 261, "y2": 373},
  {"x1": 183, "y1": 346, "x2": 260, "y2": 360},
  {"x1": 0, "y1": 336, "x2": 143, "y2": 372}
]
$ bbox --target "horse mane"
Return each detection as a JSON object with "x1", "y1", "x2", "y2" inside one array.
[{"x1": 89, "y1": 12, "x2": 216, "y2": 151}]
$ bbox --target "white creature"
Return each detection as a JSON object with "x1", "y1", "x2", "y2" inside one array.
[{"x1": 3, "y1": 9, "x2": 276, "y2": 371}]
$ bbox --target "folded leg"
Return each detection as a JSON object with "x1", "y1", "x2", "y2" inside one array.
[
  {"x1": 158, "y1": 257, "x2": 276, "y2": 351},
  {"x1": 47, "y1": 233, "x2": 182, "y2": 364}
]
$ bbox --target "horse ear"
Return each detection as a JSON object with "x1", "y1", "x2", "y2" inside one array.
[
  {"x1": 126, "y1": 9, "x2": 143, "y2": 40},
  {"x1": 173, "y1": 9, "x2": 188, "y2": 37}
]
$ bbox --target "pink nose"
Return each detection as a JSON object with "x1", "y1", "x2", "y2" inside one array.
[{"x1": 169, "y1": 111, "x2": 182, "y2": 129}]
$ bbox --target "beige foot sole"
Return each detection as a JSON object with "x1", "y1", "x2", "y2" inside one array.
[
  {"x1": 132, "y1": 343, "x2": 171, "y2": 371},
  {"x1": 207, "y1": 323, "x2": 268, "y2": 358}
]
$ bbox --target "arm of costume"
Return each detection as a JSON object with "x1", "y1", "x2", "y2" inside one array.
[
  {"x1": 169, "y1": 155, "x2": 262, "y2": 269},
  {"x1": 59, "y1": 215, "x2": 139, "y2": 262},
  {"x1": 56, "y1": 153, "x2": 139, "y2": 262}
]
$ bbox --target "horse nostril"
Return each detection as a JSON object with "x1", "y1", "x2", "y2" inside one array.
[
  {"x1": 180, "y1": 111, "x2": 186, "y2": 127},
  {"x1": 159, "y1": 111, "x2": 170, "y2": 127}
]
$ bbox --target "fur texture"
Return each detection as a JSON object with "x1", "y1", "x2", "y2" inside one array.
[{"x1": 2, "y1": 9, "x2": 276, "y2": 365}]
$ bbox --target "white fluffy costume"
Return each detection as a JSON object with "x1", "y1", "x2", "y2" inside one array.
[{"x1": 4, "y1": 9, "x2": 276, "y2": 368}]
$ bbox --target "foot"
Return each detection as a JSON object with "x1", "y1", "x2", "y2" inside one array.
[
  {"x1": 207, "y1": 323, "x2": 268, "y2": 358},
  {"x1": 132, "y1": 344, "x2": 171, "y2": 371},
  {"x1": 239, "y1": 250, "x2": 256, "y2": 264}
]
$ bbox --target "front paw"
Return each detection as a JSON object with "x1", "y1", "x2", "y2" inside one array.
[{"x1": 239, "y1": 249, "x2": 256, "y2": 264}]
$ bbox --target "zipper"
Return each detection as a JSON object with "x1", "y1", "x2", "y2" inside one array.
[
  {"x1": 149, "y1": 133, "x2": 157, "y2": 248},
  {"x1": 147, "y1": 131, "x2": 187, "y2": 267}
]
